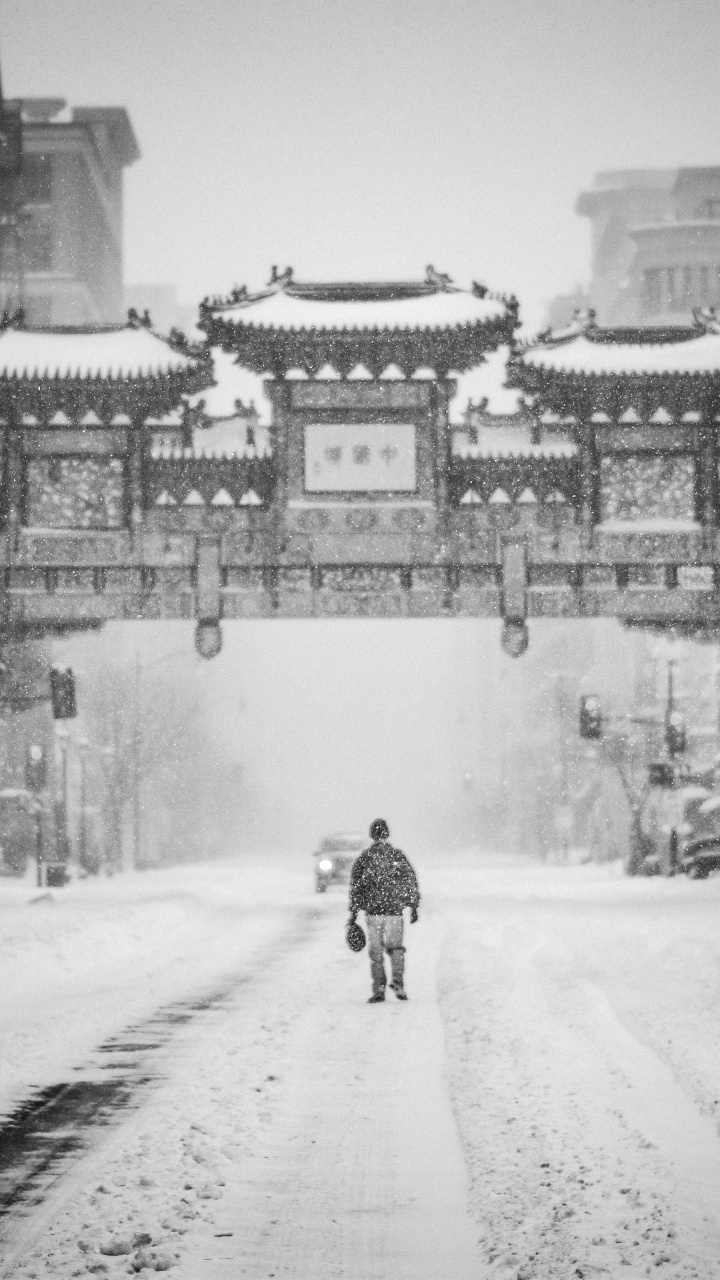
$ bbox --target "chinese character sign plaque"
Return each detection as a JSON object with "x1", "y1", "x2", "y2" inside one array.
[{"x1": 304, "y1": 423, "x2": 416, "y2": 493}]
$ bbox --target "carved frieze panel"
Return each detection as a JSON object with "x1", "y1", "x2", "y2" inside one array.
[
  {"x1": 315, "y1": 591, "x2": 405, "y2": 617},
  {"x1": 153, "y1": 568, "x2": 194, "y2": 593},
  {"x1": 677, "y1": 565, "x2": 714, "y2": 590},
  {"x1": 599, "y1": 456, "x2": 696, "y2": 522},
  {"x1": 291, "y1": 382, "x2": 430, "y2": 410},
  {"x1": 321, "y1": 566, "x2": 403, "y2": 591},
  {"x1": 56, "y1": 569, "x2": 96, "y2": 593},
  {"x1": 296, "y1": 508, "x2": 331, "y2": 532},
  {"x1": 595, "y1": 427, "x2": 695, "y2": 453},
  {"x1": 345, "y1": 509, "x2": 379, "y2": 532},
  {"x1": 26, "y1": 457, "x2": 126, "y2": 529},
  {"x1": 411, "y1": 568, "x2": 446, "y2": 590},
  {"x1": 224, "y1": 568, "x2": 265, "y2": 590},
  {"x1": 23, "y1": 429, "x2": 129, "y2": 455},
  {"x1": 529, "y1": 565, "x2": 572, "y2": 587},
  {"x1": 627, "y1": 565, "x2": 666, "y2": 587},
  {"x1": 594, "y1": 529, "x2": 703, "y2": 561},
  {"x1": 392, "y1": 508, "x2": 428, "y2": 531},
  {"x1": 286, "y1": 503, "x2": 433, "y2": 539},
  {"x1": 278, "y1": 568, "x2": 313, "y2": 592},
  {"x1": 104, "y1": 568, "x2": 144, "y2": 592},
  {"x1": 8, "y1": 568, "x2": 47, "y2": 590},
  {"x1": 140, "y1": 534, "x2": 195, "y2": 566},
  {"x1": 17, "y1": 531, "x2": 129, "y2": 564},
  {"x1": 583, "y1": 566, "x2": 616, "y2": 587}
]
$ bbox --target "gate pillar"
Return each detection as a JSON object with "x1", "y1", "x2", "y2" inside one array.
[
  {"x1": 194, "y1": 535, "x2": 223, "y2": 659},
  {"x1": 500, "y1": 533, "x2": 529, "y2": 658}
]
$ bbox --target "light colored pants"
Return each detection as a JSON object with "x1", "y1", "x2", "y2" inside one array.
[{"x1": 366, "y1": 914, "x2": 405, "y2": 995}]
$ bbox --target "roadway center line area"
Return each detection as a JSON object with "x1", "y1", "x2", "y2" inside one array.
[{"x1": 2, "y1": 857, "x2": 720, "y2": 1280}]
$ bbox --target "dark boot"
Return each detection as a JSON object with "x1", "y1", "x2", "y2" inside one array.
[{"x1": 388, "y1": 946, "x2": 406, "y2": 995}]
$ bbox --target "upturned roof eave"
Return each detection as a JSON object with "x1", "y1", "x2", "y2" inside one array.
[
  {"x1": 0, "y1": 366, "x2": 203, "y2": 384},
  {"x1": 0, "y1": 363, "x2": 212, "y2": 422},
  {"x1": 513, "y1": 361, "x2": 720, "y2": 384},
  {"x1": 206, "y1": 315, "x2": 512, "y2": 339}
]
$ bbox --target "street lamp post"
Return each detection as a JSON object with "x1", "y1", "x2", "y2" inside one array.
[
  {"x1": 77, "y1": 736, "x2": 90, "y2": 873},
  {"x1": 99, "y1": 743, "x2": 120, "y2": 873},
  {"x1": 55, "y1": 724, "x2": 70, "y2": 862}
]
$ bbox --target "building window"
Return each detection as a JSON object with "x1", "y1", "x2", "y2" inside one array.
[
  {"x1": 667, "y1": 268, "x2": 683, "y2": 312},
  {"x1": 25, "y1": 294, "x2": 52, "y2": 326},
  {"x1": 21, "y1": 154, "x2": 52, "y2": 204},
  {"x1": 696, "y1": 199, "x2": 720, "y2": 220},
  {"x1": 23, "y1": 214, "x2": 52, "y2": 272},
  {"x1": 682, "y1": 266, "x2": 694, "y2": 309},
  {"x1": 642, "y1": 269, "x2": 662, "y2": 315},
  {"x1": 697, "y1": 266, "x2": 709, "y2": 306}
]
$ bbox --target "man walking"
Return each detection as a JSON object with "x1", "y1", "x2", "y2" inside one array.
[{"x1": 348, "y1": 818, "x2": 420, "y2": 1003}]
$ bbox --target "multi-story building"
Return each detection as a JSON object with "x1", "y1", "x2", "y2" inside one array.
[
  {"x1": 571, "y1": 167, "x2": 720, "y2": 327},
  {"x1": 0, "y1": 97, "x2": 139, "y2": 325}
]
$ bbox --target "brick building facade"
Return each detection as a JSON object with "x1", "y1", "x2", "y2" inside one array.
[{"x1": 0, "y1": 97, "x2": 139, "y2": 325}]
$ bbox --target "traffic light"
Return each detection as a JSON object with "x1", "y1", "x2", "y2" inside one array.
[
  {"x1": 666, "y1": 710, "x2": 687, "y2": 757},
  {"x1": 579, "y1": 694, "x2": 602, "y2": 740},
  {"x1": 25, "y1": 743, "x2": 47, "y2": 791},
  {"x1": 649, "y1": 761, "x2": 674, "y2": 788},
  {"x1": 50, "y1": 666, "x2": 77, "y2": 719}
]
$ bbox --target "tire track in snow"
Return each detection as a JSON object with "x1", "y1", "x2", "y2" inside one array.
[
  {"x1": 581, "y1": 979, "x2": 720, "y2": 1267},
  {"x1": 438, "y1": 904, "x2": 715, "y2": 1279},
  {"x1": 0, "y1": 902, "x2": 321, "y2": 1276}
]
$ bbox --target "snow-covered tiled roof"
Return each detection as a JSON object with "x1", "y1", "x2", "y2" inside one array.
[
  {"x1": 0, "y1": 324, "x2": 199, "y2": 380},
  {"x1": 449, "y1": 346, "x2": 525, "y2": 423},
  {"x1": 185, "y1": 347, "x2": 272, "y2": 425},
  {"x1": 520, "y1": 329, "x2": 720, "y2": 378},
  {"x1": 207, "y1": 273, "x2": 508, "y2": 333}
]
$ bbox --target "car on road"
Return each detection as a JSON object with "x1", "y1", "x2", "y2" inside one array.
[
  {"x1": 0, "y1": 788, "x2": 37, "y2": 876},
  {"x1": 639, "y1": 784, "x2": 711, "y2": 877},
  {"x1": 313, "y1": 831, "x2": 365, "y2": 893},
  {"x1": 676, "y1": 793, "x2": 720, "y2": 879}
]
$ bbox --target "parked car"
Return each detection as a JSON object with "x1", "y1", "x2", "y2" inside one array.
[
  {"x1": 676, "y1": 793, "x2": 720, "y2": 879},
  {"x1": 0, "y1": 788, "x2": 37, "y2": 877},
  {"x1": 313, "y1": 831, "x2": 365, "y2": 893},
  {"x1": 638, "y1": 784, "x2": 710, "y2": 876}
]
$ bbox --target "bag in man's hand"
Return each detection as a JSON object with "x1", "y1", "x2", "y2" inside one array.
[{"x1": 346, "y1": 919, "x2": 366, "y2": 952}]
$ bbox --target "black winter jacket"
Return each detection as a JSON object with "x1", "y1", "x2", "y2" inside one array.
[{"x1": 349, "y1": 841, "x2": 420, "y2": 916}]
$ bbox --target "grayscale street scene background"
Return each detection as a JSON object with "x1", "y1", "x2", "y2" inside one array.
[{"x1": 0, "y1": 3, "x2": 720, "y2": 1279}]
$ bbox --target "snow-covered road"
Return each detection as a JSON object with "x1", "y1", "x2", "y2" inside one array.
[{"x1": 1, "y1": 853, "x2": 720, "y2": 1280}]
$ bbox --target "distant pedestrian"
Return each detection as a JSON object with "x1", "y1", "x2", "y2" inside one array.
[{"x1": 348, "y1": 819, "x2": 420, "y2": 1003}]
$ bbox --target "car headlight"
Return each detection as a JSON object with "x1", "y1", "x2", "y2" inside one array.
[{"x1": 318, "y1": 859, "x2": 333, "y2": 871}]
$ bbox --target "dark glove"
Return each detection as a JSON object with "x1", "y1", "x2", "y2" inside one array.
[{"x1": 410, "y1": 906, "x2": 419, "y2": 924}]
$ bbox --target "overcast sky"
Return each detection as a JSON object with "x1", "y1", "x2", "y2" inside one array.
[{"x1": 3, "y1": 0, "x2": 720, "y2": 330}]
